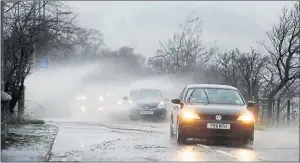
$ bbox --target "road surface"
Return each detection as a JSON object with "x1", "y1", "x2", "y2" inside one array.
[{"x1": 47, "y1": 118, "x2": 299, "y2": 162}]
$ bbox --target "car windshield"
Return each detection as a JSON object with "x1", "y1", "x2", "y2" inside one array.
[
  {"x1": 131, "y1": 90, "x2": 162, "y2": 100},
  {"x1": 185, "y1": 88, "x2": 244, "y2": 105}
]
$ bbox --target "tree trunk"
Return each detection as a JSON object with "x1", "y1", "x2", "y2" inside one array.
[
  {"x1": 267, "y1": 97, "x2": 274, "y2": 126},
  {"x1": 9, "y1": 94, "x2": 19, "y2": 114},
  {"x1": 17, "y1": 86, "x2": 25, "y2": 119},
  {"x1": 1, "y1": 102, "x2": 10, "y2": 149},
  {"x1": 267, "y1": 82, "x2": 285, "y2": 125}
]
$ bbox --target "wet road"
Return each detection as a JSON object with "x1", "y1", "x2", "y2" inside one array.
[{"x1": 48, "y1": 119, "x2": 299, "y2": 161}]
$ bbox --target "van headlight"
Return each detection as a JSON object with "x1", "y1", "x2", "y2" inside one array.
[{"x1": 157, "y1": 101, "x2": 165, "y2": 108}]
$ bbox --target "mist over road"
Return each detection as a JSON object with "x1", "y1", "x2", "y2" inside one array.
[{"x1": 23, "y1": 63, "x2": 299, "y2": 162}]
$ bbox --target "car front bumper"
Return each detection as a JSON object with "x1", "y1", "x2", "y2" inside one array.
[
  {"x1": 178, "y1": 120, "x2": 254, "y2": 140},
  {"x1": 130, "y1": 108, "x2": 167, "y2": 117}
]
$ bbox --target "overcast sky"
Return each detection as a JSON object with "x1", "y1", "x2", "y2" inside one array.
[{"x1": 66, "y1": 1, "x2": 295, "y2": 57}]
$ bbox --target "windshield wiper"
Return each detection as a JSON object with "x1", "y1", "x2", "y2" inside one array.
[
  {"x1": 187, "y1": 89, "x2": 210, "y2": 105},
  {"x1": 187, "y1": 89, "x2": 196, "y2": 103},
  {"x1": 203, "y1": 89, "x2": 210, "y2": 105}
]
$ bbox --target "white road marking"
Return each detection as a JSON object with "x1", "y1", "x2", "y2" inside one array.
[
  {"x1": 215, "y1": 150, "x2": 237, "y2": 159},
  {"x1": 197, "y1": 144, "x2": 210, "y2": 149},
  {"x1": 197, "y1": 144, "x2": 238, "y2": 159}
]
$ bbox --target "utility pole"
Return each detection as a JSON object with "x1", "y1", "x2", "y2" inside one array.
[
  {"x1": 1, "y1": 1, "x2": 4, "y2": 91},
  {"x1": 43, "y1": 1, "x2": 46, "y2": 20},
  {"x1": 32, "y1": 1, "x2": 37, "y2": 68},
  {"x1": 38, "y1": 1, "x2": 41, "y2": 17}
]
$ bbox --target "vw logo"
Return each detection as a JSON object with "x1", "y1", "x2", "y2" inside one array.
[
  {"x1": 215, "y1": 115, "x2": 222, "y2": 120},
  {"x1": 145, "y1": 107, "x2": 148, "y2": 110}
]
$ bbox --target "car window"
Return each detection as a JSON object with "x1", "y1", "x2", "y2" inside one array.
[
  {"x1": 179, "y1": 87, "x2": 187, "y2": 100},
  {"x1": 131, "y1": 90, "x2": 162, "y2": 100},
  {"x1": 206, "y1": 89, "x2": 244, "y2": 105},
  {"x1": 129, "y1": 91, "x2": 134, "y2": 98},
  {"x1": 185, "y1": 88, "x2": 245, "y2": 105}
]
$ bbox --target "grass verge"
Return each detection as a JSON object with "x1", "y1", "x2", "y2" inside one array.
[
  {"x1": 1, "y1": 123, "x2": 59, "y2": 162},
  {"x1": 255, "y1": 123, "x2": 268, "y2": 130}
]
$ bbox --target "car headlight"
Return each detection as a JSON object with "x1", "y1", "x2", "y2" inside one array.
[
  {"x1": 80, "y1": 106, "x2": 86, "y2": 112},
  {"x1": 81, "y1": 96, "x2": 87, "y2": 100},
  {"x1": 99, "y1": 96, "x2": 104, "y2": 101},
  {"x1": 157, "y1": 101, "x2": 165, "y2": 108},
  {"x1": 181, "y1": 111, "x2": 200, "y2": 120},
  {"x1": 106, "y1": 92, "x2": 113, "y2": 96},
  {"x1": 237, "y1": 112, "x2": 254, "y2": 123}
]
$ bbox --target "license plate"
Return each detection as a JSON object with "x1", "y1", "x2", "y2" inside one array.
[
  {"x1": 140, "y1": 111, "x2": 153, "y2": 114},
  {"x1": 207, "y1": 123, "x2": 230, "y2": 129}
]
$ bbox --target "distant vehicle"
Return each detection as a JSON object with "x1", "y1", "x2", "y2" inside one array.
[
  {"x1": 170, "y1": 84, "x2": 255, "y2": 145},
  {"x1": 68, "y1": 87, "x2": 123, "y2": 118},
  {"x1": 122, "y1": 88, "x2": 170, "y2": 121}
]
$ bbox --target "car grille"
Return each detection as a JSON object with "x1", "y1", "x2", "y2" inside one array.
[
  {"x1": 137, "y1": 104, "x2": 158, "y2": 109},
  {"x1": 198, "y1": 114, "x2": 238, "y2": 121}
]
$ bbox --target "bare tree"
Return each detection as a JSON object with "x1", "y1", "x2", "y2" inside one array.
[
  {"x1": 236, "y1": 48, "x2": 269, "y2": 102},
  {"x1": 259, "y1": 2, "x2": 300, "y2": 123},
  {"x1": 102, "y1": 46, "x2": 146, "y2": 73},
  {"x1": 214, "y1": 49, "x2": 242, "y2": 87},
  {"x1": 212, "y1": 48, "x2": 269, "y2": 102},
  {"x1": 148, "y1": 15, "x2": 212, "y2": 74},
  {"x1": 75, "y1": 28, "x2": 104, "y2": 61},
  {"x1": 3, "y1": 1, "x2": 81, "y2": 113}
]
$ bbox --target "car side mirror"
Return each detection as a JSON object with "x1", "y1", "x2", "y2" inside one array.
[
  {"x1": 247, "y1": 101, "x2": 256, "y2": 108},
  {"x1": 164, "y1": 98, "x2": 170, "y2": 102},
  {"x1": 171, "y1": 98, "x2": 182, "y2": 105},
  {"x1": 123, "y1": 96, "x2": 128, "y2": 100}
]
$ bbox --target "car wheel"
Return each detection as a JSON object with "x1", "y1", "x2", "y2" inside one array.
[
  {"x1": 176, "y1": 121, "x2": 186, "y2": 144},
  {"x1": 129, "y1": 114, "x2": 138, "y2": 121},
  {"x1": 170, "y1": 117, "x2": 175, "y2": 138},
  {"x1": 161, "y1": 114, "x2": 167, "y2": 121},
  {"x1": 170, "y1": 124, "x2": 175, "y2": 138},
  {"x1": 242, "y1": 139, "x2": 253, "y2": 146}
]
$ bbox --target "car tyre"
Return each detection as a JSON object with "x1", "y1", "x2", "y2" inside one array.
[
  {"x1": 170, "y1": 125, "x2": 175, "y2": 138},
  {"x1": 129, "y1": 114, "x2": 138, "y2": 121},
  {"x1": 242, "y1": 139, "x2": 253, "y2": 146},
  {"x1": 170, "y1": 117, "x2": 175, "y2": 138},
  {"x1": 176, "y1": 121, "x2": 187, "y2": 144},
  {"x1": 161, "y1": 113, "x2": 167, "y2": 121},
  {"x1": 242, "y1": 136, "x2": 254, "y2": 146}
]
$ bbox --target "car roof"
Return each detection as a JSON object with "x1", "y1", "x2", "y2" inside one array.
[
  {"x1": 130, "y1": 88, "x2": 161, "y2": 92},
  {"x1": 185, "y1": 84, "x2": 238, "y2": 90}
]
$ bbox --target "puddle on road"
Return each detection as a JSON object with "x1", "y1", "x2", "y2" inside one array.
[
  {"x1": 173, "y1": 146, "x2": 206, "y2": 161},
  {"x1": 231, "y1": 148, "x2": 260, "y2": 161}
]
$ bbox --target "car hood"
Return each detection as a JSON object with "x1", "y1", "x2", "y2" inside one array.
[
  {"x1": 133, "y1": 100, "x2": 161, "y2": 106},
  {"x1": 185, "y1": 104, "x2": 247, "y2": 115}
]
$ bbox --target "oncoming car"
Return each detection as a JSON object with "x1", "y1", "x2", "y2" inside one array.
[
  {"x1": 69, "y1": 88, "x2": 122, "y2": 118},
  {"x1": 122, "y1": 88, "x2": 170, "y2": 121},
  {"x1": 170, "y1": 84, "x2": 255, "y2": 145}
]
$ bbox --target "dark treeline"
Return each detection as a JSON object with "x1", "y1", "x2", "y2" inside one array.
[{"x1": 2, "y1": 1, "x2": 299, "y2": 125}]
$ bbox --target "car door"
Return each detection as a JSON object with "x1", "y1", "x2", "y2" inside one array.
[{"x1": 172, "y1": 87, "x2": 187, "y2": 130}]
